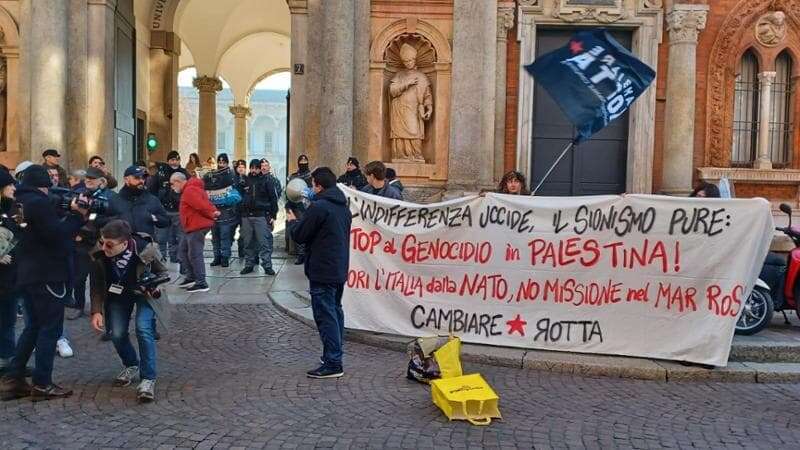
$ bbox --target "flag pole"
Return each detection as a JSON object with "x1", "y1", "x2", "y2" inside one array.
[{"x1": 531, "y1": 138, "x2": 578, "y2": 196}]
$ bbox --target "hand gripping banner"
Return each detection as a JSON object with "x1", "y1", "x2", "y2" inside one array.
[{"x1": 341, "y1": 187, "x2": 773, "y2": 367}]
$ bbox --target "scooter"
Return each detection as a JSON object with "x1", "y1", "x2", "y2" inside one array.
[{"x1": 736, "y1": 203, "x2": 800, "y2": 335}]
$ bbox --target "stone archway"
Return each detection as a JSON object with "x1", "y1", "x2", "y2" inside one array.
[{"x1": 0, "y1": 5, "x2": 19, "y2": 167}]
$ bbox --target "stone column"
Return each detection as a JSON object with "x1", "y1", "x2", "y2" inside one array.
[
  {"x1": 448, "y1": 0, "x2": 497, "y2": 193},
  {"x1": 287, "y1": 0, "x2": 308, "y2": 166},
  {"x1": 319, "y1": 0, "x2": 354, "y2": 169},
  {"x1": 661, "y1": 4, "x2": 708, "y2": 194},
  {"x1": 85, "y1": 0, "x2": 116, "y2": 170},
  {"x1": 494, "y1": 4, "x2": 515, "y2": 183},
  {"x1": 193, "y1": 76, "x2": 222, "y2": 161},
  {"x1": 352, "y1": 0, "x2": 371, "y2": 162},
  {"x1": 26, "y1": 0, "x2": 69, "y2": 159},
  {"x1": 755, "y1": 71, "x2": 777, "y2": 170},
  {"x1": 230, "y1": 105, "x2": 251, "y2": 161},
  {"x1": 149, "y1": 31, "x2": 181, "y2": 163}
]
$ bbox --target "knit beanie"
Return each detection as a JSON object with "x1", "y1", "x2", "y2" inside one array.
[{"x1": 20, "y1": 165, "x2": 52, "y2": 188}]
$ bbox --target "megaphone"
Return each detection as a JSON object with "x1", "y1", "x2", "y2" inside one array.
[{"x1": 286, "y1": 177, "x2": 311, "y2": 203}]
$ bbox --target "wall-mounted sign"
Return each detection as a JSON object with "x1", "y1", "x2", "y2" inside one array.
[{"x1": 294, "y1": 64, "x2": 305, "y2": 75}]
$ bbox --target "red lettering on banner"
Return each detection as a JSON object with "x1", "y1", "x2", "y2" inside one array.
[
  {"x1": 350, "y1": 227, "x2": 383, "y2": 254},
  {"x1": 401, "y1": 234, "x2": 493, "y2": 265},
  {"x1": 527, "y1": 238, "x2": 673, "y2": 272},
  {"x1": 706, "y1": 284, "x2": 742, "y2": 317}
]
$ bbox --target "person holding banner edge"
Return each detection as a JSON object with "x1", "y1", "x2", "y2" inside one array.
[{"x1": 286, "y1": 167, "x2": 352, "y2": 379}]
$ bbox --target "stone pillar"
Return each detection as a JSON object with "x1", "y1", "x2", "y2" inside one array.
[
  {"x1": 661, "y1": 4, "x2": 708, "y2": 195},
  {"x1": 319, "y1": 0, "x2": 354, "y2": 169},
  {"x1": 85, "y1": 0, "x2": 116, "y2": 170},
  {"x1": 352, "y1": 0, "x2": 371, "y2": 162},
  {"x1": 149, "y1": 31, "x2": 181, "y2": 163},
  {"x1": 755, "y1": 71, "x2": 777, "y2": 170},
  {"x1": 494, "y1": 4, "x2": 515, "y2": 183},
  {"x1": 193, "y1": 76, "x2": 222, "y2": 161},
  {"x1": 26, "y1": 0, "x2": 69, "y2": 159},
  {"x1": 287, "y1": 0, "x2": 308, "y2": 166},
  {"x1": 448, "y1": 0, "x2": 497, "y2": 193},
  {"x1": 230, "y1": 105, "x2": 251, "y2": 161}
]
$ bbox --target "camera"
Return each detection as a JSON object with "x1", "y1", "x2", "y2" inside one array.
[
  {"x1": 50, "y1": 187, "x2": 108, "y2": 215},
  {"x1": 135, "y1": 271, "x2": 171, "y2": 299}
]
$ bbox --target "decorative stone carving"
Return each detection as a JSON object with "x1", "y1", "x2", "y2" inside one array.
[
  {"x1": 388, "y1": 40, "x2": 433, "y2": 163},
  {"x1": 192, "y1": 76, "x2": 222, "y2": 93},
  {"x1": 704, "y1": 0, "x2": 800, "y2": 167},
  {"x1": 497, "y1": 7, "x2": 515, "y2": 40},
  {"x1": 641, "y1": 0, "x2": 662, "y2": 9},
  {"x1": 755, "y1": 11, "x2": 787, "y2": 47},
  {"x1": 518, "y1": 0, "x2": 539, "y2": 7},
  {"x1": 229, "y1": 104, "x2": 251, "y2": 118},
  {"x1": 666, "y1": 8, "x2": 708, "y2": 44},
  {"x1": 552, "y1": 0, "x2": 627, "y2": 23}
]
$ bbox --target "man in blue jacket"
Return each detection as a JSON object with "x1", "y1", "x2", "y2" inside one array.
[
  {"x1": 108, "y1": 165, "x2": 169, "y2": 238},
  {"x1": 0, "y1": 165, "x2": 88, "y2": 401},
  {"x1": 287, "y1": 167, "x2": 352, "y2": 379}
]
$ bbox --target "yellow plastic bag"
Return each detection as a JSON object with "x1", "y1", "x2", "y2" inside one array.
[
  {"x1": 431, "y1": 373, "x2": 502, "y2": 426},
  {"x1": 432, "y1": 336, "x2": 462, "y2": 379}
]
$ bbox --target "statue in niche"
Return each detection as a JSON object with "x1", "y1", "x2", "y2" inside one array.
[
  {"x1": 756, "y1": 11, "x2": 787, "y2": 47},
  {"x1": 389, "y1": 43, "x2": 433, "y2": 163}
]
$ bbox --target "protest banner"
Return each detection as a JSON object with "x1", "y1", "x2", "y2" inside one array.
[{"x1": 341, "y1": 187, "x2": 774, "y2": 366}]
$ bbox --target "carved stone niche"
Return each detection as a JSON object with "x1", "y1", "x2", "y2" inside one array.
[{"x1": 367, "y1": 18, "x2": 452, "y2": 186}]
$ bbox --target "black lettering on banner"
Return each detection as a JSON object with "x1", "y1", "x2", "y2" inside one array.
[
  {"x1": 408, "y1": 306, "x2": 503, "y2": 338},
  {"x1": 533, "y1": 318, "x2": 603, "y2": 343},
  {"x1": 358, "y1": 199, "x2": 474, "y2": 229},
  {"x1": 668, "y1": 207, "x2": 730, "y2": 236}
]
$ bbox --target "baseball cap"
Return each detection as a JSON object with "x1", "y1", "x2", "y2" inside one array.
[
  {"x1": 85, "y1": 167, "x2": 106, "y2": 179},
  {"x1": 42, "y1": 149, "x2": 61, "y2": 158},
  {"x1": 124, "y1": 165, "x2": 146, "y2": 178}
]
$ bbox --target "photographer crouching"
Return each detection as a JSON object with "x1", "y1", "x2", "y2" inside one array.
[
  {"x1": 0, "y1": 165, "x2": 88, "y2": 401},
  {"x1": 89, "y1": 219, "x2": 169, "y2": 402}
]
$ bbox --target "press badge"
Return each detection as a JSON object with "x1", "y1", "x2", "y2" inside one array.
[{"x1": 108, "y1": 284, "x2": 124, "y2": 295}]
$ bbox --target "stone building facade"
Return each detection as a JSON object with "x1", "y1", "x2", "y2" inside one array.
[{"x1": 0, "y1": 0, "x2": 798, "y2": 205}]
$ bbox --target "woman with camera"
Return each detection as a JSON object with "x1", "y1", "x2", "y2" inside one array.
[{"x1": 89, "y1": 219, "x2": 168, "y2": 403}]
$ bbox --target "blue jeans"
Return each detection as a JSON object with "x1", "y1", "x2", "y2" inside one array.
[
  {"x1": 309, "y1": 282, "x2": 345, "y2": 369},
  {"x1": 157, "y1": 212, "x2": 184, "y2": 262},
  {"x1": 211, "y1": 220, "x2": 237, "y2": 259},
  {"x1": 10, "y1": 283, "x2": 68, "y2": 386},
  {"x1": 107, "y1": 296, "x2": 157, "y2": 380},
  {"x1": 0, "y1": 291, "x2": 20, "y2": 360}
]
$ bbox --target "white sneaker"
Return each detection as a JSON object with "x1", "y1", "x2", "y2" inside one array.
[
  {"x1": 56, "y1": 338, "x2": 74, "y2": 358},
  {"x1": 137, "y1": 379, "x2": 156, "y2": 402},
  {"x1": 114, "y1": 366, "x2": 139, "y2": 387}
]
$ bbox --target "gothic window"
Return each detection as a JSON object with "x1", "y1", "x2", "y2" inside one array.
[
  {"x1": 769, "y1": 51, "x2": 794, "y2": 166},
  {"x1": 731, "y1": 50, "x2": 760, "y2": 166}
]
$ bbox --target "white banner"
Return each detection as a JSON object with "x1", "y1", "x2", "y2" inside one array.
[{"x1": 341, "y1": 187, "x2": 774, "y2": 366}]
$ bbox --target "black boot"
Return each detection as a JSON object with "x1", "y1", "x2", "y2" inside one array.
[
  {"x1": 210, "y1": 257, "x2": 221, "y2": 267},
  {"x1": 221, "y1": 257, "x2": 230, "y2": 268}
]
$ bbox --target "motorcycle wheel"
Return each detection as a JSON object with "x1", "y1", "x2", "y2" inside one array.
[{"x1": 735, "y1": 286, "x2": 774, "y2": 335}]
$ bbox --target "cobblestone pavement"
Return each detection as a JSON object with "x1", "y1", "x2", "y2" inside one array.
[{"x1": 2, "y1": 300, "x2": 800, "y2": 450}]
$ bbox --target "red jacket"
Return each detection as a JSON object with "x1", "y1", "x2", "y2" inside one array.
[{"x1": 180, "y1": 177, "x2": 217, "y2": 233}]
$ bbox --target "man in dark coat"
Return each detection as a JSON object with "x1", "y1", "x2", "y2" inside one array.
[
  {"x1": 286, "y1": 154, "x2": 312, "y2": 264},
  {"x1": 287, "y1": 167, "x2": 352, "y2": 379},
  {"x1": 151, "y1": 151, "x2": 189, "y2": 263},
  {"x1": 360, "y1": 161, "x2": 403, "y2": 200},
  {"x1": 0, "y1": 165, "x2": 87, "y2": 401},
  {"x1": 41, "y1": 149, "x2": 68, "y2": 188},
  {"x1": 239, "y1": 159, "x2": 278, "y2": 275},
  {"x1": 337, "y1": 157, "x2": 367, "y2": 189},
  {"x1": 107, "y1": 165, "x2": 169, "y2": 238}
]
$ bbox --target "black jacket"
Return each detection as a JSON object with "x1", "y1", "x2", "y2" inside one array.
[
  {"x1": 108, "y1": 186, "x2": 169, "y2": 237},
  {"x1": 360, "y1": 183, "x2": 403, "y2": 200},
  {"x1": 238, "y1": 173, "x2": 278, "y2": 219},
  {"x1": 338, "y1": 169, "x2": 368, "y2": 189},
  {"x1": 149, "y1": 164, "x2": 187, "y2": 212},
  {"x1": 288, "y1": 186, "x2": 352, "y2": 284},
  {"x1": 14, "y1": 186, "x2": 85, "y2": 287}
]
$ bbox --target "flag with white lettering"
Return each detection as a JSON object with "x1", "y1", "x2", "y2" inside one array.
[{"x1": 525, "y1": 29, "x2": 655, "y2": 142}]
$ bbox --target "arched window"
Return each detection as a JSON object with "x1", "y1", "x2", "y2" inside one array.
[
  {"x1": 732, "y1": 50, "x2": 760, "y2": 165},
  {"x1": 769, "y1": 51, "x2": 794, "y2": 166}
]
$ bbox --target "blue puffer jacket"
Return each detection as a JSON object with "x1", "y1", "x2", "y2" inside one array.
[{"x1": 288, "y1": 186, "x2": 352, "y2": 284}]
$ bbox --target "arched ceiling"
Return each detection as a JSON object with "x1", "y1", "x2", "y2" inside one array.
[
  {"x1": 136, "y1": 0, "x2": 291, "y2": 106},
  {"x1": 218, "y1": 32, "x2": 290, "y2": 104}
]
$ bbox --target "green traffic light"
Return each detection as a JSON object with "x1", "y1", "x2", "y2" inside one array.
[{"x1": 146, "y1": 133, "x2": 158, "y2": 152}]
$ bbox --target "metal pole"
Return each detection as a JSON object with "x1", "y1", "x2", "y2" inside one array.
[{"x1": 531, "y1": 140, "x2": 577, "y2": 196}]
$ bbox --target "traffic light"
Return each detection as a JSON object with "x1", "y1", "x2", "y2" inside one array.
[{"x1": 146, "y1": 133, "x2": 158, "y2": 152}]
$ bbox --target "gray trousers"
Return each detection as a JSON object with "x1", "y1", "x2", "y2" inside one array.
[
  {"x1": 240, "y1": 216, "x2": 273, "y2": 269},
  {"x1": 179, "y1": 228, "x2": 209, "y2": 284}
]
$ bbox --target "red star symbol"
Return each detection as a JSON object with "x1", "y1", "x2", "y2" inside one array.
[
  {"x1": 569, "y1": 40, "x2": 584, "y2": 55},
  {"x1": 506, "y1": 314, "x2": 527, "y2": 337}
]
